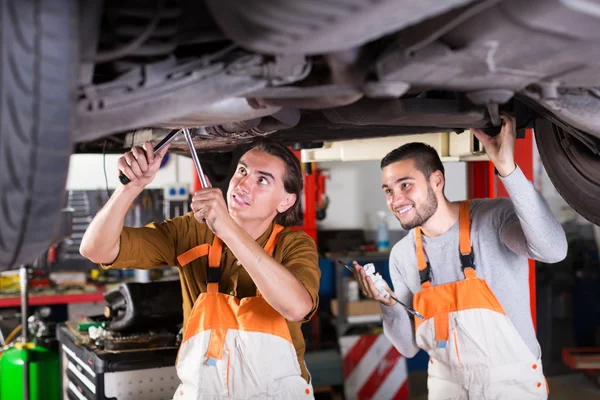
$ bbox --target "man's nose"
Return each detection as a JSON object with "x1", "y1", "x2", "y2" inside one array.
[
  {"x1": 237, "y1": 175, "x2": 253, "y2": 192},
  {"x1": 391, "y1": 190, "x2": 405, "y2": 208}
]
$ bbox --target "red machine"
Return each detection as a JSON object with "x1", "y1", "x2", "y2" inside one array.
[
  {"x1": 467, "y1": 129, "x2": 537, "y2": 329},
  {"x1": 290, "y1": 153, "x2": 329, "y2": 246}
]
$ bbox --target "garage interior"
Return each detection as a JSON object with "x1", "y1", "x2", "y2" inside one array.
[
  {"x1": 0, "y1": 128, "x2": 598, "y2": 399},
  {"x1": 1, "y1": 0, "x2": 600, "y2": 399}
]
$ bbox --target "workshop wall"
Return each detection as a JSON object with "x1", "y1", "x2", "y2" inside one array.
[
  {"x1": 317, "y1": 160, "x2": 467, "y2": 231},
  {"x1": 70, "y1": 150, "x2": 587, "y2": 228},
  {"x1": 66, "y1": 153, "x2": 194, "y2": 190},
  {"x1": 318, "y1": 136, "x2": 598, "y2": 232}
]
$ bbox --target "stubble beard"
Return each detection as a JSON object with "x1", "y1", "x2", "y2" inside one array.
[{"x1": 398, "y1": 185, "x2": 438, "y2": 230}]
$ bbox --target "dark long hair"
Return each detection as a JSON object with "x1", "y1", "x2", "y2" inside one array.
[{"x1": 246, "y1": 139, "x2": 303, "y2": 226}]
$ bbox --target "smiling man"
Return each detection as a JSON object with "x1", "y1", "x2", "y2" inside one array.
[
  {"x1": 352, "y1": 115, "x2": 567, "y2": 399},
  {"x1": 80, "y1": 139, "x2": 320, "y2": 399}
]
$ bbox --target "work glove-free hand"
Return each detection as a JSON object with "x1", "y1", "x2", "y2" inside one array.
[
  {"x1": 117, "y1": 141, "x2": 170, "y2": 189},
  {"x1": 191, "y1": 177, "x2": 236, "y2": 236},
  {"x1": 352, "y1": 261, "x2": 396, "y2": 307},
  {"x1": 470, "y1": 113, "x2": 517, "y2": 177}
]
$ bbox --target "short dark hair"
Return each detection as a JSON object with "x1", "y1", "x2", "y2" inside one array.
[
  {"x1": 246, "y1": 139, "x2": 303, "y2": 226},
  {"x1": 380, "y1": 142, "x2": 445, "y2": 179}
]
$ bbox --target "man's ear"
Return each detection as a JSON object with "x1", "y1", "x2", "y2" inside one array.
[
  {"x1": 430, "y1": 171, "x2": 445, "y2": 193},
  {"x1": 277, "y1": 193, "x2": 297, "y2": 214}
]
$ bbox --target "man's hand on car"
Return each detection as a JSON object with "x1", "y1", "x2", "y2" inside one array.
[
  {"x1": 117, "y1": 141, "x2": 170, "y2": 189},
  {"x1": 470, "y1": 113, "x2": 517, "y2": 177}
]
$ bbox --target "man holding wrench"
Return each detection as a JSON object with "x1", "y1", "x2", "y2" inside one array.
[
  {"x1": 354, "y1": 114, "x2": 567, "y2": 399},
  {"x1": 80, "y1": 137, "x2": 320, "y2": 399}
]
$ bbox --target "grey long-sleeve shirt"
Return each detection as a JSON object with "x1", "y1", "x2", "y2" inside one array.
[{"x1": 381, "y1": 166, "x2": 568, "y2": 358}]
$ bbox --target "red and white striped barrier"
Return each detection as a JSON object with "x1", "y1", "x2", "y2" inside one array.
[{"x1": 339, "y1": 334, "x2": 409, "y2": 400}]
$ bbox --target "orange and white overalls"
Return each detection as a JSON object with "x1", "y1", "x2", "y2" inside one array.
[
  {"x1": 413, "y1": 201, "x2": 548, "y2": 399},
  {"x1": 173, "y1": 225, "x2": 314, "y2": 399}
]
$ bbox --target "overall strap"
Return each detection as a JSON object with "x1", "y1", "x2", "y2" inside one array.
[
  {"x1": 177, "y1": 244, "x2": 210, "y2": 267},
  {"x1": 206, "y1": 235, "x2": 224, "y2": 293},
  {"x1": 415, "y1": 228, "x2": 432, "y2": 289},
  {"x1": 414, "y1": 200, "x2": 476, "y2": 288},
  {"x1": 255, "y1": 224, "x2": 285, "y2": 297},
  {"x1": 459, "y1": 200, "x2": 476, "y2": 279},
  {"x1": 264, "y1": 224, "x2": 285, "y2": 256},
  {"x1": 176, "y1": 235, "x2": 224, "y2": 294},
  {"x1": 176, "y1": 224, "x2": 287, "y2": 295}
]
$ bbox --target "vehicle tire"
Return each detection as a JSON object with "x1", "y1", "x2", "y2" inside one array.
[
  {"x1": 0, "y1": 0, "x2": 78, "y2": 269},
  {"x1": 534, "y1": 118, "x2": 600, "y2": 225}
]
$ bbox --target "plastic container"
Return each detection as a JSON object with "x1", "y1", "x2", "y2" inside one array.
[
  {"x1": 344, "y1": 278, "x2": 360, "y2": 302},
  {"x1": 376, "y1": 211, "x2": 390, "y2": 252}
]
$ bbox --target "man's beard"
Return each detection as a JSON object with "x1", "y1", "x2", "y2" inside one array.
[{"x1": 397, "y1": 186, "x2": 438, "y2": 230}]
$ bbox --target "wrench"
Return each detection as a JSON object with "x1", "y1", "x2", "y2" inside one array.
[
  {"x1": 336, "y1": 260, "x2": 425, "y2": 320},
  {"x1": 182, "y1": 128, "x2": 209, "y2": 189},
  {"x1": 119, "y1": 129, "x2": 182, "y2": 185},
  {"x1": 119, "y1": 128, "x2": 209, "y2": 189}
]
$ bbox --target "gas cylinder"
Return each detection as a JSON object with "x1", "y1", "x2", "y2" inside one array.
[{"x1": 0, "y1": 342, "x2": 60, "y2": 400}]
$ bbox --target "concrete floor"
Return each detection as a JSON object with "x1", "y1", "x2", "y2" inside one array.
[
  {"x1": 306, "y1": 350, "x2": 600, "y2": 399},
  {"x1": 408, "y1": 371, "x2": 600, "y2": 399},
  {"x1": 546, "y1": 374, "x2": 600, "y2": 400}
]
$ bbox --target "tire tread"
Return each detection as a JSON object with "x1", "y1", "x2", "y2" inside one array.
[{"x1": 0, "y1": 0, "x2": 76, "y2": 268}]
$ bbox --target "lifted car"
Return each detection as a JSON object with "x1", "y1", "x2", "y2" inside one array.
[{"x1": 1, "y1": 0, "x2": 599, "y2": 269}]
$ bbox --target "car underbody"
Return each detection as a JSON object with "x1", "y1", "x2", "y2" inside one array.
[
  {"x1": 75, "y1": 0, "x2": 600, "y2": 225},
  {"x1": 75, "y1": 0, "x2": 600, "y2": 150},
  {"x1": 1, "y1": 0, "x2": 599, "y2": 268}
]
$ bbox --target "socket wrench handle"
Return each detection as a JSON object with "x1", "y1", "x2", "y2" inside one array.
[
  {"x1": 182, "y1": 128, "x2": 209, "y2": 189},
  {"x1": 118, "y1": 129, "x2": 182, "y2": 185}
]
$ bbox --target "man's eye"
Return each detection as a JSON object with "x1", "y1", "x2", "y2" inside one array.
[
  {"x1": 384, "y1": 189, "x2": 392, "y2": 195},
  {"x1": 238, "y1": 167, "x2": 246, "y2": 175},
  {"x1": 259, "y1": 177, "x2": 268, "y2": 185},
  {"x1": 402, "y1": 183, "x2": 411, "y2": 190}
]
